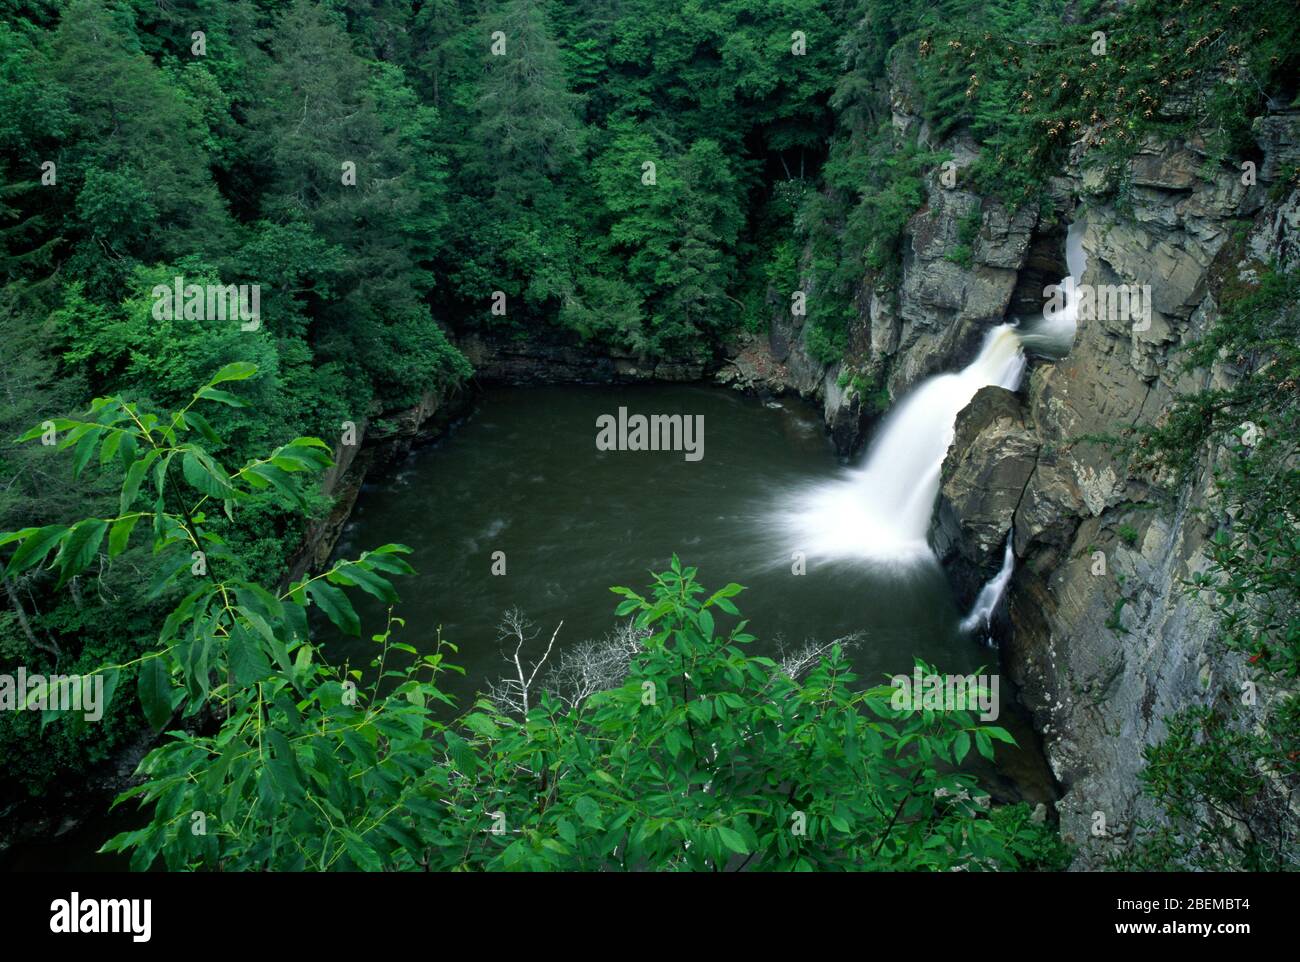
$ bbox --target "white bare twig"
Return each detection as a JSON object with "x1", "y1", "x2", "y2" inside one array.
[
  {"x1": 487, "y1": 607, "x2": 563, "y2": 717},
  {"x1": 487, "y1": 613, "x2": 650, "y2": 717},
  {"x1": 542, "y1": 619, "x2": 650, "y2": 710},
  {"x1": 775, "y1": 632, "x2": 865, "y2": 682}
]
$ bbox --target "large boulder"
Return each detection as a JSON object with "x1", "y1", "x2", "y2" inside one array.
[{"x1": 931, "y1": 386, "x2": 1038, "y2": 604}]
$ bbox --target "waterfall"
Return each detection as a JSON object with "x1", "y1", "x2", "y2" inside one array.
[
  {"x1": 784, "y1": 324, "x2": 1026, "y2": 562},
  {"x1": 953, "y1": 217, "x2": 1086, "y2": 632},
  {"x1": 1017, "y1": 215, "x2": 1089, "y2": 358},
  {"x1": 960, "y1": 532, "x2": 1015, "y2": 638},
  {"x1": 780, "y1": 218, "x2": 1085, "y2": 642}
]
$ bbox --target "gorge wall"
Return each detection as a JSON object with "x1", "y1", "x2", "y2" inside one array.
[
  {"x1": 995, "y1": 136, "x2": 1297, "y2": 868},
  {"x1": 762, "y1": 69, "x2": 1299, "y2": 866}
]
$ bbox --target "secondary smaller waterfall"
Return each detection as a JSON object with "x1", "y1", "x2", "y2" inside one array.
[
  {"x1": 960, "y1": 532, "x2": 1015, "y2": 639},
  {"x1": 952, "y1": 217, "x2": 1087, "y2": 634},
  {"x1": 1017, "y1": 215, "x2": 1089, "y2": 358}
]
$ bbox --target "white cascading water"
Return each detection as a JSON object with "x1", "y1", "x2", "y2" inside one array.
[
  {"x1": 1017, "y1": 215, "x2": 1088, "y2": 358},
  {"x1": 951, "y1": 219, "x2": 1086, "y2": 630},
  {"x1": 783, "y1": 218, "x2": 1087, "y2": 634},
  {"x1": 783, "y1": 323, "x2": 1026, "y2": 563},
  {"x1": 960, "y1": 532, "x2": 1015, "y2": 637}
]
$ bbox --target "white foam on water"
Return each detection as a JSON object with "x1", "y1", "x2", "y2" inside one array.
[
  {"x1": 777, "y1": 220, "x2": 1087, "y2": 636},
  {"x1": 780, "y1": 324, "x2": 1025, "y2": 564}
]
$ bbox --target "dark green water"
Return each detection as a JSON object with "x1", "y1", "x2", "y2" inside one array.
[
  {"x1": 329, "y1": 383, "x2": 1054, "y2": 804},
  {"x1": 0, "y1": 381, "x2": 1053, "y2": 871}
]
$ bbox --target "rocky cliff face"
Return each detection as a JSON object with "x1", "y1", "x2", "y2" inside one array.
[
  {"x1": 752, "y1": 61, "x2": 1048, "y2": 459},
  {"x1": 941, "y1": 128, "x2": 1296, "y2": 867},
  {"x1": 772, "y1": 67, "x2": 1298, "y2": 866},
  {"x1": 996, "y1": 139, "x2": 1296, "y2": 868},
  {"x1": 931, "y1": 385, "x2": 1038, "y2": 602}
]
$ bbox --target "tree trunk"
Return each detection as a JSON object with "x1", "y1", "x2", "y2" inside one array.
[{"x1": 4, "y1": 575, "x2": 61, "y2": 660}]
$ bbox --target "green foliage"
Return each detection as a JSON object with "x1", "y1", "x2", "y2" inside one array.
[
  {"x1": 1109, "y1": 701, "x2": 1300, "y2": 871},
  {"x1": 796, "y1": 120, "x2": 938, "y2": 364},
  {"x1": 0, "y1": 1, "x2": 478, "y2": 808},
  {"x1": 588, "y1": 130, "x2": 748, "y2": 354},
  {"x1": 3, "y1": 375, "x2": 1051, "y2": 871},
  {"x1": 944, "y1": 205, "x2": 982, "y2": 269},
  {"x1": 469, "y1": 0, "x2": 584, "y2": 211},
  {"x1": 1104, "y1": 597, "x2": 1129, "y2": 636},
  {"x1": 837, "y1": 366, "x2": 891, "y2": 416},
  {"x1": 412, "y1": 0, "x2": 848, "y2": 356},
  {"x1": 914, "y1": 0, "x2": 1298, "y2": 201},
  {"x1": 986, "y1": 802, "x2": 1074, "y2": 871}
]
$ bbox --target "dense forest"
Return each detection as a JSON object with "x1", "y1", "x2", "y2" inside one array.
[{"x1": 0, "y1": 0, "x2": 1296, "y2": 872}]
